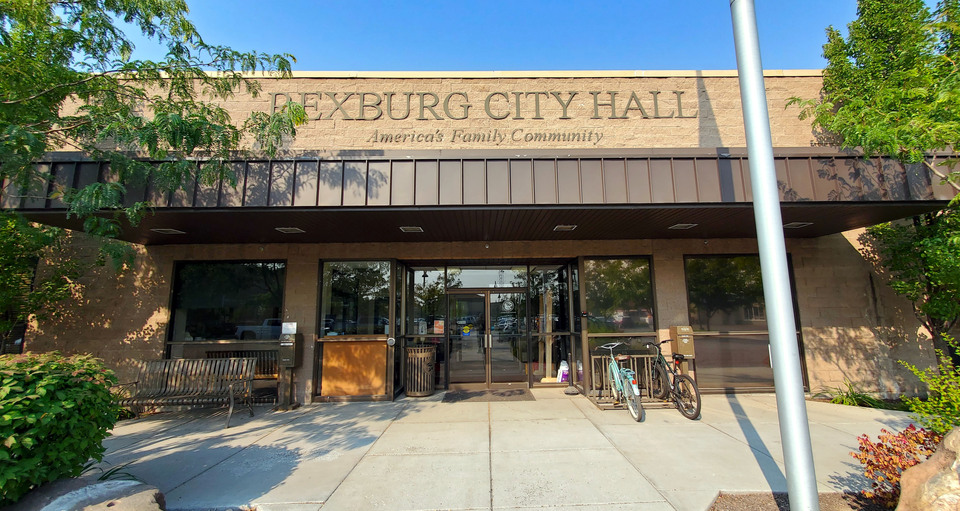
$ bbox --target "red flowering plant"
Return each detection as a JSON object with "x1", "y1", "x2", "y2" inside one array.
[{"x1": 852, "y1": 425, "x2": 942, "y2": 508}]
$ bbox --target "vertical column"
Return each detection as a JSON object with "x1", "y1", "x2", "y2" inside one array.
[{"x1": 730, "y1": 1, "x2": 820, "y2": 510}]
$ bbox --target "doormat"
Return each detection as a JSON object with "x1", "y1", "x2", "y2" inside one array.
[{"x1": 442, "y1": 389, "x2": 535, "y2": 403}]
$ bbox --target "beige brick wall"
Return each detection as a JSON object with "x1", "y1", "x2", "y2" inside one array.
[
  {"x1": 26, "y1": 230, "x2": 936, "y2": 400},
  {"x1": 221, "y1": 72, "x2": 823, "y2": 152},
  {"x1": 27, "y1": 236, "x2": 170, "y2": 384},
  {"x1": 790, "y1": 231, "x2": 937, "y2": 397}
]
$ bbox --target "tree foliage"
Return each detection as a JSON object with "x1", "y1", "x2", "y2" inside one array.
[
  {"x1": 0, "y1": 0, "x2": 306, "y2": 242},
  {"x1": 583, "y1": 259, "x2": 652, "y2": 332},
  {"x1": 901, "y1": 335, "x2": 960, "y2": 434},
  {"x1": 685, "y1": 257, "x2": 765, "y2": 331},
  {"x1": 0, "y1": 212, "x2": 80, "y2": 350},
  {"x1": 859, "y1": 206, "x2": 960, "y2": 356},
  {"x1": 790, "y1": 0, "x2": 960, "y2": 193},
  {"x1": 0, "y1": 1, "x2": 305, "y2": 336}
]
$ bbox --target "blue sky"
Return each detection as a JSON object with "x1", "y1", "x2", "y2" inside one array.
[{"x1": 125, "y1": 1, "x2": 863, "y2": 70}]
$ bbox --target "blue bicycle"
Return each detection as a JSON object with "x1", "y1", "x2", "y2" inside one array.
[{"x1": 598, "y1": 342, "x2": 644, "y2": 422}]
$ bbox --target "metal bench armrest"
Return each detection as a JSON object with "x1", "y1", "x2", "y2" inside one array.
[{"x1": 112, "y1": 380, "x2": 140, "y2": 394}]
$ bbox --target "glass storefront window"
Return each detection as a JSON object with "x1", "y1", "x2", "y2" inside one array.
[
  {"x1": 529, "y1": 265, "x2": 569, "y2": 333},
  {"x1": 407, "y1": 267, "x2": 445, "y2": 335},
  {"x1": 321, "y1": 261, "x2": 391, "y2": 336},
  {"x1": 685, "y1": 256, "x2": 766, "y2": 332},
  {"x1": 583, "y1": 258, "x2": 655, "y2": 333},
  {"x1": 571, "y1": 264, "x2": 581, "y2": 333},
  {"x1": 684, "y1": 255, "x2": 780, "y2": 390},
  {"x1": 446, "y1": 266, "x2": 527, "y2": 289},
  {"x1": 394, "y1": 263, "x2": 405, "y2": 392},
  {"x1": 170, "y1": 261, "x2": 286, "y2": 342},
  {"x1": 693, "y1": 333, "x2": 774, "y2": 389},
  {"x1": 532, "y1": 334, "x2": 571, "y2": 383}
]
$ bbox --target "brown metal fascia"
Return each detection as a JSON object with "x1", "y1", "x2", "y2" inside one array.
[{"x1": 39, "y1": 146, "x2": 953, "y2": 163}]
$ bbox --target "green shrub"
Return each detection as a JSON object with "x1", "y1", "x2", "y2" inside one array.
[
  {"x1": 0, "y1": 352, "x2": 121, "y2": 504},
  {"x1": 901, "y1": 335, "x2": 960, "y2": 434},
  {"x1": 824, "y1": 379, "x2": 905, "y2": 410},
  {"x1": 853, "y1": 425, "x2": 942, "y2": 508}
]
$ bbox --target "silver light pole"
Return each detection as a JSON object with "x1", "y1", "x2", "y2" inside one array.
[{"x1": 729, "y1": 1, "x2": 820, "y2": 509}]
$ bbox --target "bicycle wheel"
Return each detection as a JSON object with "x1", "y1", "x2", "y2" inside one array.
[
  {"x1": 674, "y1": 374, "x2": 701, "y2": 420},
  {"x1": 624, "y1": 381, "x2": 644, "y2": 422},
  {"x1": 651, "y1": 363, "x2": 669, "y2": 400}
]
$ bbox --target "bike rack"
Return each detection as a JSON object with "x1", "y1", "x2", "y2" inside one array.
[{"x1": 588, "y1": 353, "x2": 676, "y2": 410}]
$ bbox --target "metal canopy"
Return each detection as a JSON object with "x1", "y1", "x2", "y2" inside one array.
[
  {"x1": 8, "y1": 150, "x2": 951, "y2": 245},
  {"x1": 17, "y1": 201, "x2": 942, "y2": 245}
]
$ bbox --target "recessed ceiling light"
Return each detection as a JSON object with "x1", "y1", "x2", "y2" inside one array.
[
  {"x1": 150, "y1": 228, "x2": 185, "y2": 235},
  {"x1": 275, "y1": 227, "x2": 305, "y2": 234},
  {"x1": 668, "y1": 223, "x2": 698, "y2": 230},
  {"x1": 399, "y1": 226, "x2": 424, "y2": 233},
  {"x1": 783, "y1": 222, "x2": 813, "y2": 229},
  {"x1": 553, "y1": 224, "x2": 577, "y2": 232}
]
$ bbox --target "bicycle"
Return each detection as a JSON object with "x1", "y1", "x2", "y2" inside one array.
[
  {"x1": 644, "y1": 339, "x2": 701, "y2": 420},
  {"x1": 598, "y1": 342, "x2": 644, "y2": 422}
]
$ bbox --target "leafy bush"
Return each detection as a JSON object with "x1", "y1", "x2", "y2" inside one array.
[
  {"x1": 901, "y1": 335, "x2": 960, "y2": 434},
  {"x1": 852, "y1": 425, "x2": 942, "y2": 508},
  {"x1": 0, "y1": 352, "x2": 121, "y2": 504}
]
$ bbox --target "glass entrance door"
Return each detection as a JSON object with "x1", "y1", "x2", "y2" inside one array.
[
  {"x1": 490, "y1": 292, "x2": 526, "y2": 383},
  {"x1": 448, "y1": 291, "x2": 527, "y2": 387},
  {"x1": 448, "y1": 293, "x2": 486, "y2": 384}
]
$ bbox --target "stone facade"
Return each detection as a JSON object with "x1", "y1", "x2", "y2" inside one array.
[
  {"x1": 225, "y1": 71, "x2": 823, "y2": 153},
  {"x1": 20, "y1": 71, "x2": 942, "y2": 401},
  {"x1": 27, "y1": 233, "x2": 937, "y2": 402}
]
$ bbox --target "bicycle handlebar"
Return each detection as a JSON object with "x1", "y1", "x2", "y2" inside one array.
[
  {"x1": 643, "y1": 339, "x2": 671, "y2": 349},
  {"x1": 598, "y1": 341, "x2": 625, "y2": 351}
]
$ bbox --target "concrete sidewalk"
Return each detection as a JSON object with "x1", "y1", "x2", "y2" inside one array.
[{"x1": 96, "y1": 390, "x2": 916, "y2": 511}]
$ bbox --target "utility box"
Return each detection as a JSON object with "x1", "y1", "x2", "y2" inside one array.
[
  {"x1": 669, "y1": 326, "x2": 695, "y2": 357},
  {"x1": 278, "y1": 333, "x2": 302, "y2": 368}
]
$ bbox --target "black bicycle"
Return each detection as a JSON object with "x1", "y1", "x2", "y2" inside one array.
[{"x1": 644, "y1": 339, "x2": 701, "y2": 420}]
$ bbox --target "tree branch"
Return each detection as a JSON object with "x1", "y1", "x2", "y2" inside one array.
[
  {"x1": 0, "y1": 73, "x2": 110, "y2": 105},
  {"x1": 923, "y1": 160, "x2": 960, "y2": 193},
  {"x1": 0, "y1": 56, "x2": 259, "y2": 106},
  {"x1": 44, "y1": 119, "x2": 93, "y2": 135}
]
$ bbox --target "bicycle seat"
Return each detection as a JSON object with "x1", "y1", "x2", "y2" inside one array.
[
  {"x1": 614, "y1": 354, "x2": 631, "y2": 362},
  {"x1": 672, "y1": 353, "x2": 686, "y2": 361}
]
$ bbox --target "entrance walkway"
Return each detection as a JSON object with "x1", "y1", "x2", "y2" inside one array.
[{"x1": 97, "y1": 390, "x2": 915, "y2": 510}]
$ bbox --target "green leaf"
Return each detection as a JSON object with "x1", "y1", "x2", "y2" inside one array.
[{"x1": 795, "y1": 0, "x2": 960, "y2": 197}]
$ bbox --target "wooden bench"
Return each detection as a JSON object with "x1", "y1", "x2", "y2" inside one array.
[{"x1": 116, "y1": 357, "x2": 256, "y2": 428}]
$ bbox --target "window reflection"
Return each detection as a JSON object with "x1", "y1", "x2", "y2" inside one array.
[
  {"x1": 170, "y1": 261, "x2": 286, "y2": 342},
  {"x1": 583, "y1": 258, "x2": 655, "y2": 333},
  {"x1": 685, "y1": 256, "x2": 766, "y2": 332},
  {"x1": 571, "y1": 265, "x2": 581, "y2": 333},
  {"x1": 684, "y1": 255, "x2": 778, "y2": 390},
  {"x1": 408, "y1": 267, "x2": 445, "y2": 335},
  {"x1": 529, "y1": 265, "x2": 569, "y2": 333},
  {"x1": 321, "y1": 261, "x2": 391, "y2": 336},
  {"x1": 446, "y1": 266, "x2": 527, "y2": 288}
]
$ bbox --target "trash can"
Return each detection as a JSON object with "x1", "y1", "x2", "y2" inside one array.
[{"x1": 405, "y1": 345, "x2": 436, "y2": 397}]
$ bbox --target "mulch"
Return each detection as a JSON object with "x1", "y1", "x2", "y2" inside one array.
[{"x1": 708, "y1": 492, "x2": 888, "y2": 511}]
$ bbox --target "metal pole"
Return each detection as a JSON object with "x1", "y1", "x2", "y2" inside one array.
[{"x1": 729, "y1": 1, "x2": 820, "y2": 510}]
